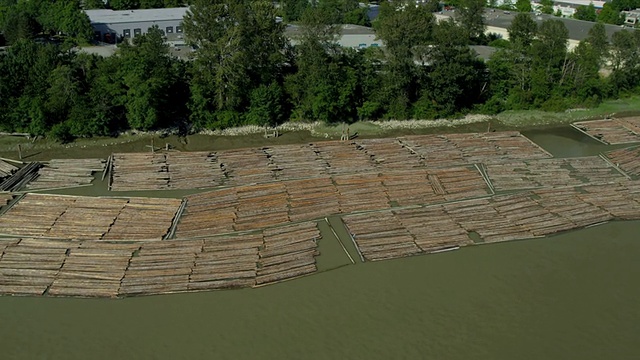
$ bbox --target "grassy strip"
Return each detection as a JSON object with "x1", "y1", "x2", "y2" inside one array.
[{"x1": 1, "y1": 96, "x2": 639, "y2": 160}]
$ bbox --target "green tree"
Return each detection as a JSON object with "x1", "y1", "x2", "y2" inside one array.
[
  {"x1": 585, "y1": 23, "x2": 609, "y2": 67},
  {"x1": 245, "y1": 83, "x2": 284, "y2": 126},
  {"x1": 374, "y1": 0, "x2": 436, "y2": 119},
  {"x1": 420, "y1": 19, "x2": 488, "y2": 117},
  {"x1": 1, "y1": 3, "x2": 40, "y2": 44},
  {"x1": 508, "y1": 13, "x2": 537, "y2": 47},
  {"x1": 574, "y1": 3, "x2": 597, "y2": 21},
  {"x1": 108, "y1": 0, "x2": 140, "y2": 10},
  {"x1": 118, "y1": 26, "x2": 181, "y2": 130},
  {"x1": 609, "y1": 30, "x2": 640, "y2": 92},
  {"x1": 458, "y1": 0, "x2": 486, "y2": 44},
  {"x1": 285, "y1": 6, "x2": 358, "y2": 122},
  {"x1": 597, "y1": 3, "x2": 624, "y2": 25},
  {"x1": 515, "y1": 0, "x2": 532, "y2": 13},
  {"x1": 184, "y1": 0, "x2": 287, "y2": 129},
  {"x1": 530, "y1": 19, "x2": 569, "y2": 106},
  {"x1": 539, "y1": 0, "x2": 554, "y2": 14},
  {"x1": 83, "y1": 0, "x2": 106, "y2": 9},
  {"x1": 282, "y1": 0, "x2": 310, "y2": 22}
]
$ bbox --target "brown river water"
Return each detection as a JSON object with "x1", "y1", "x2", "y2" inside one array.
[{"x1": 0, "y1": 127, "x2": 639, "y2": 359}]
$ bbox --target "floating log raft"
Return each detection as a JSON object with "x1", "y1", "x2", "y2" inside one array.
[
  {"x1": 218, "y1": 148, "x2": 275, "y2": 185},
  {"x1": 0, "y1": 162, "x2": 42, "y2": 192},
  {"x1": 343, "y1": 212, "x2": 422, "y2": 261},
  {"x1": 26, "y1": 158, "x2": 105, "y2": 190},
  {"x1": 355, "y1": 138, "x2": 423, "y2": 172},
  {"x1": 334, "y1": 173, "x2": 390, "y2": 213},
  {"x1": 485, "y1": 157, "x2": 622, "y2": 191},
  {"x1": 0, "y1": 238, "x2": 71, "y2": 296},
  {"x1": 577, "y1": 182, "x2": 640, "y2": 220},
  {"x1": 382, "y1": 170, "x2": 444, "y2": 207},
  {"x1": 176, "y1": 165, "x2": 495, "y2": 238},
  {"x1": 190, "y1": 234, "x2": 261, "y2": 291},
  {"x1": 604, "y1": 146, "x2": 640, "y2": 178},
  {"x1": 343, "y1": 180, "x2": 640, "y2": 261},
  {"x1": 572, "y1": 117, "x2": 640, "y2": 144},
  {"x1": 0, "y1": 221, "x2": 322, "y2": 297},
  {"x1": 106, "y1": 131, "x2": 549, "y2": 191},
  {"x1": 394, "y1": 207, "x2": 472, "y2": 252},
  {"x1": 110, "y1": 152, "x2": 226, "y2": 191},
  {"x1": 263, "y1": 145, "x2": 329, "y2": 181},
  {"x1": 0, "y1": 159, "x2": 18, "y2": 179},
  {"x1": 313, "y1": 141, "x2": 378, "y2": 175},
  {"x1": 0, "y1": 193, "x2": 181, "y2": 240},
  {"x1": 257, "y1": 222, "x2": 320, "y2": 285},
  {"x1": 399, "y1": 131, "x2": 551, "y2": 169},
  {"x1": 119, "y1": 240, "x2": 201, "y2": 296}
]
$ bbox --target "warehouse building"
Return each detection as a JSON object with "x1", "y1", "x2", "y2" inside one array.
[{"x1": 85, "y1": 7, "x2": 189, "y2": 43}]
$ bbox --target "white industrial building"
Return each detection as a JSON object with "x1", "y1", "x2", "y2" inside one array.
[{"x1": 85, "y1": 7, "x2": 189, "y2": 43}]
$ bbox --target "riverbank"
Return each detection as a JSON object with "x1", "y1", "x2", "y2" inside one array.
[{"x1": 1, "y1": 96, "x2": 639, "y2": 162}]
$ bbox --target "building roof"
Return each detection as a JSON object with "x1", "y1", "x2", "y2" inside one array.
[
  {"x1": 482, "y1": 10, "x2": 633, "y2": 42},
  {"x1": 552, "y1": 0, "x2": 606, "y2": 8},
  {"x1": 85, "y1": 8, "x2": 189, "y2": 25},
  {"x1": 285, "y1": 24, "x2": 375, "y2": 37}
]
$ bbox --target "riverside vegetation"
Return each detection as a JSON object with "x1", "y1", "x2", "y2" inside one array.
[{"x1": 0, "y1": 0, "x2": 639, "y2": 143}]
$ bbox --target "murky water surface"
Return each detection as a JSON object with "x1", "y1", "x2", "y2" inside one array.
[{"x1": 0, "y1": 127, "x2": 639, "y2": 359}]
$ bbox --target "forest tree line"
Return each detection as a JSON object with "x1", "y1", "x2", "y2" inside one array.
[{"x1": 0, "y1": 0, "x2": 639, "y2": 142}]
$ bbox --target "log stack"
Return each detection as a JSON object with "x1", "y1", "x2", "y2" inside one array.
[
  {"x1": 343, "y1": 212, "x2": 421, "y2": 261},
  {"x1": 286, "y1": 177, "x2": 341, "y2": 221},
  {"x1": 355, "y1": 138, "x2": 423, "y2": 172},
  {"x1": 485, "y1": 157, "x2": 621, "y2": 191},
  {"x1": 572, "y1": 118, "x2": 640, "y2": 144},
  {"x1": 111, "y1": 152, "x2": 226, "y2": 191},
  {"x1": 605, "y1": 146, "x2": 640, "y2": 177},
  {"x1": 334, "y1": 173, "x2": 390, "y2": 213},
  {"x1": 190, "y1": 234, "x2": 261, "y2": 290},
  {"x1": 257, "y1": 222, "x2": 320, "y2": 285},
  {"x1": 394, "y1": 206, "x2": 472, "y2": 252},
  {"x1": 0, "y1": 221, "x2": 323, "y2": 297},
  {"x1": 26, "y1": 158, "x2": 105, "y2": 190},
  {"x1": 0, "y1": 193, "x2": 181, "y2": 240}
]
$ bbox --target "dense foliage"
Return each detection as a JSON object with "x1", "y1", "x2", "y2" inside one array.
[
  {"x1": 0, "y1": 0, "x2": 93, "y2": 45},
  {"x1": 0, "y1": 0, "x2": 639, "y2": 142},
  {"x1": 598, "y1": 0, "x2": 640, "y2": 25}
]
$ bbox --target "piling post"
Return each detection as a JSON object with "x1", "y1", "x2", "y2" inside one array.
[{"x1": 17, "y1": 144, "x2": 22, "y2": 160}]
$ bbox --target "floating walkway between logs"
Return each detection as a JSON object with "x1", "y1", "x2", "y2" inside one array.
[
  {"x1": 0, "y1": 221, "x2": 320, "y2": 298},
  {"x1": 572, "y1": 117, "x2": 640, "y2": 144},
  {"x1": 0, "y1": 193, "x2": 181, "y2": 240},
  {"x1": 604, "y1": 146, "x2": 640, "y2": 178},
  {"x1": 108, "y1": 131, "x2": 551, "y2": 191},
  {"x1": 26, "y1": 158, "x2": 105, "y2": 190},
  {"x1": 174, "y1": 167, "x2": 492, "y2": 238},
  {"x1": 343, "y1": 181, "x2": 640, "y2": 261}
]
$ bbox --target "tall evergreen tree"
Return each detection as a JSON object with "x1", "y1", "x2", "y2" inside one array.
[{"x1": 184, "y1": 0, "x2": 287, "y2": 129}]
